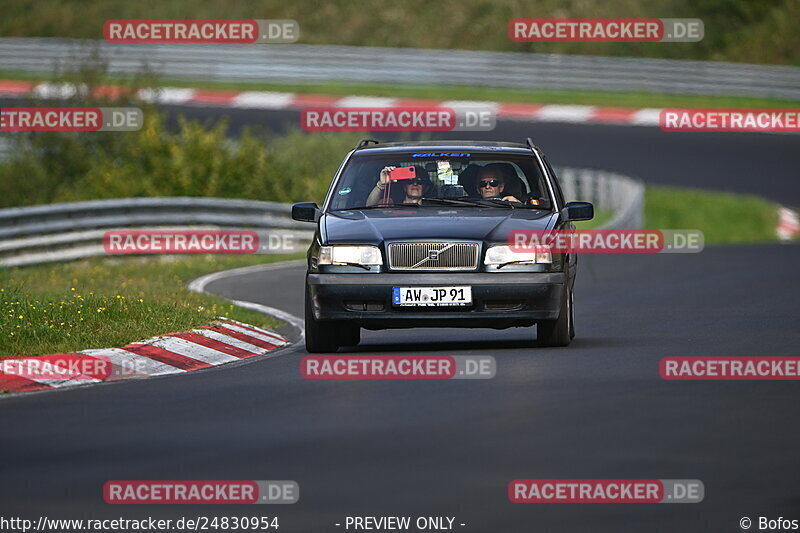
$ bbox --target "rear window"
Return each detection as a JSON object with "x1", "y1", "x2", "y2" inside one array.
[{"x1": 327, "y1": 152, "x2": 552, "y2": 211}]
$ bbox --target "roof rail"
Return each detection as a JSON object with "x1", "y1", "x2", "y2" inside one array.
[
  {"x1": 525, "y1": 137, "x2": 539, "y2": 152},
  {"x1": 355, "y1": 138, "x2": 381, "y2": 150}
]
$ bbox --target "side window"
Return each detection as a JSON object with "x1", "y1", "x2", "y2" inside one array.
[
  {"x1": 510, "y1": 163, "x2": 530, "y2": 194},
  {"x1": 542, "y1": 156, "x2": 565, "y2": 208}
]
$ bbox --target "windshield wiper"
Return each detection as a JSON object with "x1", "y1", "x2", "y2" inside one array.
[
  {"x1": 421, "y1": 197, "x2": 533, "y2": 209},
  {"x1": 451, "y1": 197, "x2": 517, "y2": 209},
  {"x1": 472, "y1": 198, "x2": 517, "y2": 208},
  {"x1": 496, "y1": 260, "x2": 537, "y2": 269},
  {"x1": 454, "y1": 197, "x2": 551, "y2": 209},
  {"x1": 418, "y1": 197, "x2": 490, "y2": 208},
  {"x1": 338, "y1": 262, "x2": 372, "y2": 271}
]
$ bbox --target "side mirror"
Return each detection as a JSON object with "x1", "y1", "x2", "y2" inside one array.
[
  {"x1": 292, "y1": 202, "x2": 320, "y2": 222},
  {"x1": 562, "y1": 201, "x2": 594, "y2": 222}
]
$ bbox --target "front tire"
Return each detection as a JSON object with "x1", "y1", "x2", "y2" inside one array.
[
  {"x1": 338, "y1": 325, "x2": 361, "y2": 347},
  {"x1": 569, "y1": 289, "x2": 575, "y2": 340},
  {"x1": 305, "y1": 287, "x2": 340, "y2": 353},
  {"x1": 537, "y1": 284, "x2": 573, "y2": 347}
]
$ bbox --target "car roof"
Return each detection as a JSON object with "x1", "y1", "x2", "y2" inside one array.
[{"x1": 352, "y1": 140, "x2": 533, "y2": 155}]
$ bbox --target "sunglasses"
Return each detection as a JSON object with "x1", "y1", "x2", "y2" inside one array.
[
  {"x1": 479, "y1": 179, "x2": 500, "y2": 188},
  {"x1": 405, "y1": 178, "x2": 425, "y2": 185}
]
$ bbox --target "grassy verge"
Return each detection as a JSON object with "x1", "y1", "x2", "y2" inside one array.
[
  {"x1": 574, "y1": 209, "x2": 614, "y2": 229},
  {"x1": 1, "y1": 70, "x2": 798, "y2": 109},
  {"x1": 573, "y1": 186, "x2": 781, "y2": 241},
  {"x1": 645, "y1": 186, "x2": 780, "y2": 244},
  {"x1": 0, "y1": 253, "x2": 304, "y2": 357},
  {"x1": 1, "y1": 0, "x2": 797, "y2": 65}
]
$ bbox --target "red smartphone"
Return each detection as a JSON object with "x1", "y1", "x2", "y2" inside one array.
[{"x1": 388, "y1": 166, "x2": 416, "y2": 181}]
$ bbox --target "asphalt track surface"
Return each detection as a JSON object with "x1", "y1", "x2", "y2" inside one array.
[{"x1": 1, "y1": 107, "x2": 799, "y2": 533}]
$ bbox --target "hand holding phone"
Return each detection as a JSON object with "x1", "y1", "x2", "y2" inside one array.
[{"x1": 388, "y1": 166, "x2": 416, "y2": 181}]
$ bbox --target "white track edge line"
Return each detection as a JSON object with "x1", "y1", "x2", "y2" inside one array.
[{"x1": 188, "y1": 260, "x2": 305, "y2": 339}]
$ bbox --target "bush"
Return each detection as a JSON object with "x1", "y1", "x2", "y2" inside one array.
[{"x1": 0, "y1": 100, "x2": 361, "y2": 207}]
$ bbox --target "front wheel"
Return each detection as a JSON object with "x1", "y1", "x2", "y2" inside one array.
[
  {"x1": 569, "y1": 289, "x2": 575, "y2": 340},
  {"x1": 305, "y1": 287, "x2": 340, "y2": 353},
  {"x1": 537, "y1": 284, "x2": 573, "y2": 347},
  {"x1": 338, "y1": 325, "x2": 361, "y2": 347}
]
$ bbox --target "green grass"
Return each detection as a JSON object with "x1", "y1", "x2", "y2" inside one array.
[
  {"x1": 574, "y1": 210, "x2": 615, "y2": 229},
  {"x1": 645, "y1": 185, "x2": 780, "y2": 244},
  {"x1": 0, "y1": 253, "x2": 303, "y2": 357},
  {"x1": 574, "y1": 187, "x2": 781, "y2": 241},
  {"x1": 1, "y1": 0, "x2": 798, "y2": 65},
  {"x1": 2, "y1": 69, "x2": 798, "y2": 109}
]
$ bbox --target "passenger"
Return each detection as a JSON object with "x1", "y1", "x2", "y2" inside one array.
[
  {"x1": 475, "y1": 167, "x2": 521, "y2": 203},
  {"x1": 366, "y1": 166, "x2": 431, "y2": 206}
]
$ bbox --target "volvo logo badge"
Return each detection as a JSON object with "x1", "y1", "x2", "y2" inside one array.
[{"x1": 428, "y1": 250, "x2": 440, "y2": 261}]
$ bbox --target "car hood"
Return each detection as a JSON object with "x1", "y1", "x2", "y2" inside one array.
[{"x1": 323, "y1": 207, "x2": 557, "y2": 245}]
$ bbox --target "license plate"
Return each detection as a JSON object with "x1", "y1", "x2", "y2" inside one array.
[{"x1": 392, "y1": 286, "x2": 472, "y2": 307}]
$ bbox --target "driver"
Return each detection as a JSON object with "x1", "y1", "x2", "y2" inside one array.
[
  {"x1": 366, "y1": 166, "x2": 431, "y2": 206},
  {"x1": 475, "y1": 166, "x2": 520, "y2": 203}
]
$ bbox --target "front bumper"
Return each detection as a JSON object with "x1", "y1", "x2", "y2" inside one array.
[{"x1": 307, "y1": 272, "x2": 565, "y2": 329}]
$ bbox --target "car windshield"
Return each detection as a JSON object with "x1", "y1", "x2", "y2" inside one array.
[{"x1": 328, "y1": 151, "x2": 553, "y2": 211}]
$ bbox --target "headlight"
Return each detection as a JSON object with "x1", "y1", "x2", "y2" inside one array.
[
  {"x1": 484, "y1": 244, "x2": 552, "y2": 265},
  {"x1": 319, "y1": 245, "x2": 383, "y2": 266}
]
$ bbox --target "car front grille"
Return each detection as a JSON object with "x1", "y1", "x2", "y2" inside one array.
[{"x1": 387, "y1": 242, "x2": 479, "y2": 271}]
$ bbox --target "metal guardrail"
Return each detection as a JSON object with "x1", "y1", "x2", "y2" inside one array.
[
  {"x1": 559, "y1": 167, "x2": 644, "y2": 229},
  {"x1": 0, "y1": 38, "x2": 798, "y2": 100},
  {"x1": 0, "y1": 197, "x2": 305, "y2": 239},
  {"x1": 0, "y1": 197, "x2": 315, "y2": 267},
  {"x1": 0, "y1": 169, "x2": 644, "y2": 267}
]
